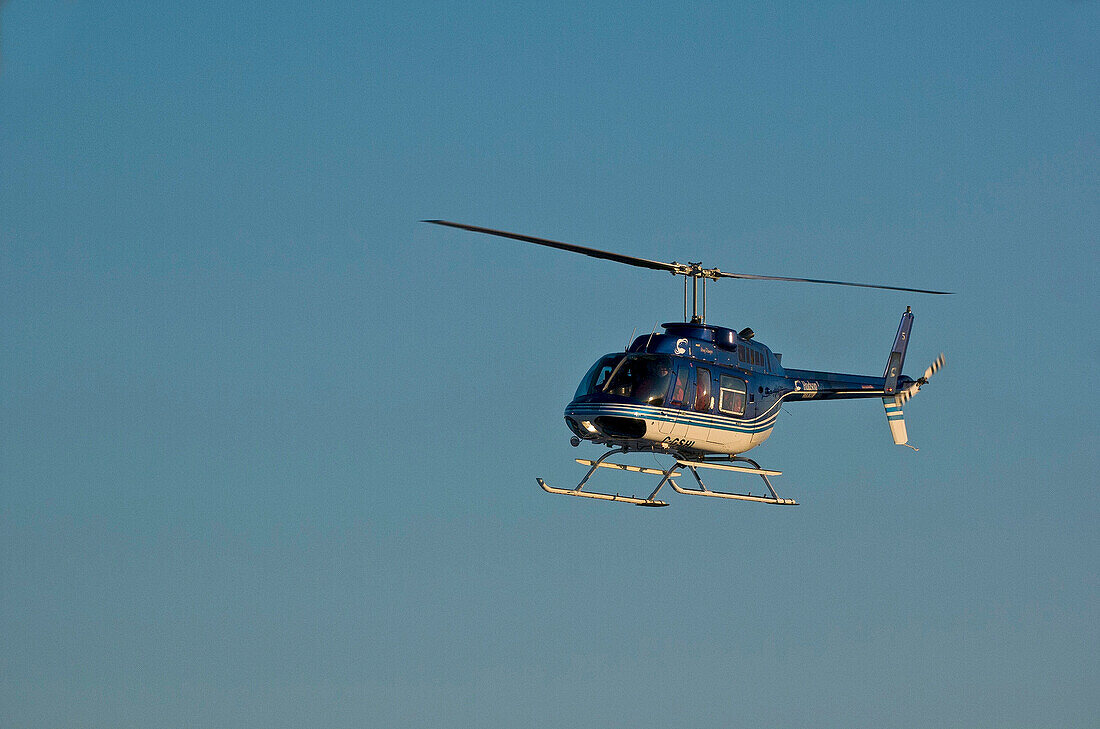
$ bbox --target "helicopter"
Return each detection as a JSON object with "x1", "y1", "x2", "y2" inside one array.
[{"x1": 425, "y1": 220, "x2": 949, "y2": 507}]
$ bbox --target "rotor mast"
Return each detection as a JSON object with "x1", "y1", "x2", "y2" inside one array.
[{"x1": 675, "y1": 262, "x2": 718, "y2": 324}]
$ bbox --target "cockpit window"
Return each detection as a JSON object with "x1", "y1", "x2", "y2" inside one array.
[
  {"x1": 669, "y1": 367, "x2": 688, "y2": 407},
  {"x1": 574, "y1": 354, "x2": 624, "y2": 399},
  {"x1": 602, "y1": 354, "x2": 674, "y2": 406}
]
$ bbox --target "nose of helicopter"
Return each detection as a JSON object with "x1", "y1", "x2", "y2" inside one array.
[{"x1": 564, "y1": 399, "x2": 649, "y2": 440}]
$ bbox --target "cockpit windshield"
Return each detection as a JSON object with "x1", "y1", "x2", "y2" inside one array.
[
  {"x1": 602, "y1": 354, "x2": 675, "y2": 406},
  {"x1": 573, "y1": 354, "x2": 624, "y2": 400}
]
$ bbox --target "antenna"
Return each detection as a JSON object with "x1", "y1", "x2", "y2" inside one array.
[
  {"x1": 683, "y1": 277, "x2": 688, "y2": 321},
  {"x1": 702, "y1": 276, "x2": 707, "y2": 323}
]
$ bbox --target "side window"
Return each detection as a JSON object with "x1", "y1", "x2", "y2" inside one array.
[
  {"x1": 719, "y1": 374, "x2": 747, "y2": 416},
  {"x1": 694, "y1": 368, "x2": 712, "y2": 412},
  {"x1": 670, "y1": 366, "x2": 688, "y2": 407},
  {"x1": 737, "y1": 346, "x2": 747, "y2": 363}
]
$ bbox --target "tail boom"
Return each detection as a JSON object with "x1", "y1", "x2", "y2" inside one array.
[
  {"x1": 780, "y1": 368, "x2": 893, "y2": 401},
  {"x1": 779, "y1": 308, "x2": 939, "y2": 450}
]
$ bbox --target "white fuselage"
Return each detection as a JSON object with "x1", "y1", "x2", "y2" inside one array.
[{"x1": 565, "y1": 398, "x2": 784, "y2": 456}]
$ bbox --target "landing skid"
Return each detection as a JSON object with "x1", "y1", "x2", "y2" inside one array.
[
  {"x1": 536, "y1": 448, "x2": 797, "y2": 507},
  {"x1": 536, "y1": 447, "x2": 674, "y2": 507},
  {"x1": 537, "y1": 478, "x2": 670, "y2": 507}
]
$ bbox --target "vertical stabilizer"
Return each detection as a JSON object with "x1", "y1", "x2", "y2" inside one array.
[{"x1": 883, "y1": 307, "x2": 914, "y2": 395}]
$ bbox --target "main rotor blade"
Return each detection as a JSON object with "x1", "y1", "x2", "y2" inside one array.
[
  {"x1": 714, "y1": 270, "x2": 952, "y2": 295},
  {"x1": 423, "y1": 220, "x2": 679, "y2": 274},
  {"x1": 424, "y1": 220, "x2": 953, "y2": 294}
]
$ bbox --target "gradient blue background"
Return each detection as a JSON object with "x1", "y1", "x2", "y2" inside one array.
[{"x1": 2, "y1": 2, "x2": 1097, "y2": 727}]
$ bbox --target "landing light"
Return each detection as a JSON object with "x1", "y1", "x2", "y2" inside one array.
[{"x1": 581, "y1": 420, "x2": 598, "y2": 433}]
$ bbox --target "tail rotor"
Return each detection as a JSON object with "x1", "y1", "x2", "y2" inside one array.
[
  {"x1": 883, "y1": 353, "x2": 945, "y2": 450},
  {"x1": 897, "y1": 353, "x2": 946, "y2": 405}
]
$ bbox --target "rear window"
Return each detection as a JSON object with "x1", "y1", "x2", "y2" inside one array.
[{"x1": 718, "y1": 374, "x2": 747, "y2": 416}]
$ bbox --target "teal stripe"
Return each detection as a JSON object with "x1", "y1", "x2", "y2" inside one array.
[
  {"x1": 568, "y1": 408, "x2": 775, "y2": 435},
  {"x1": 569, "y1": 404, "x2": 779, "y2": 429}
]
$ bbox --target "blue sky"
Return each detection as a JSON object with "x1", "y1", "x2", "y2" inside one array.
[{"x1": 1, "y1": 2, "x2": 1097, "y2": 727}]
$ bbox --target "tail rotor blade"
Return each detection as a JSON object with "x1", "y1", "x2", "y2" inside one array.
[
  {"x1": 898, "y1": 353, "x2": 946, "y2": 405},
  {"x1": 922, "y1": 353, "x2": 946, "y2": 381}
]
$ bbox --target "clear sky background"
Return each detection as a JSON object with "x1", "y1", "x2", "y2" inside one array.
[{"x1": 1, "y1": 2, "x2": 1097, "y2": 727}]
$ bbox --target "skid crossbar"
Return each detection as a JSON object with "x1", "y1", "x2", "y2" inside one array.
[{"x1": 670, "y1": 456, "x2": 798, "y2": 506}]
